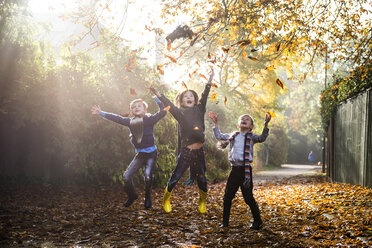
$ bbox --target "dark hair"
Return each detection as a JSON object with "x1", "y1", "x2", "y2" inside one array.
[{"x1": 176, "y1": 90, "x2": 199, "y2": 107}]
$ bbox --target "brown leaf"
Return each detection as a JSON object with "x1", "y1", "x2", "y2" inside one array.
[
  {"x1": 199, "y1": 73, "x2": 207, "y2": 80},
  {"x1": 248, "y1": 56, "x2": 259, "y2": 61},
  {"x1": 221, "y1": 47, "x2": 230, "y2": 53},
  {"x1": 165, "y1": 55, "x2": 177, "y2": 63},
  {"x1": 224, "y1": 96, "x2": 227, "y2": 105},
  {"x1": 276, "y1": 78, "x2": 284, "y2": 89},
  {"x1": 182, "y1": 81, "x2": 188, "y2": 90}
]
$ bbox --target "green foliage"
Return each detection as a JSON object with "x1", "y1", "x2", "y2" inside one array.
[{"x1": 320, "y1": 64, "x2": 372, "y2": 127}]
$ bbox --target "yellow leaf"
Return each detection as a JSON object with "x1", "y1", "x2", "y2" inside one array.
[
  {"x1": 211, "y1": 93, "x2": 217, "y2": 102},
  {"x1": 267, "y1": 111, "x2": 276, "y2": 117},
  {"x1": 242, "y1": 51, "x2": 247, "y2": 58}
]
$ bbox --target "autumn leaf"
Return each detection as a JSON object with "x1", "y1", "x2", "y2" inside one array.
[
  {"x1": 130, "y1": 88, "x2": 137, "y2": 95},
  {"x1": 163, "y1": 106, "x2": 171, "y2": 111},
  {"x1": 199, "y1": 73, "x2": 207, "y2": 80},
  {"x1": 248, "y1": 56, "x2": 259, "y2": 61},
  {"x1": 267, "y1": 110, "x2": 276, "y2": 117},
  {"x1": 221, "y1": 47, "x2": 230, "y2": 53},
  {"x1": 193, "y1": 126, "x2": 199, "y2": 130},
  {"x1": 233, "y1": 40, "x2": 251, "y2": 48},
  {"x1": 276, "y1": 78, "x2": 284, "y2": 89},
  {"x1": 324, "y1": 64, "x2": 329, "y2": 70},
  {"x1": 251, "y1": 48, "x2": 258, "y2": 52},
  {"x1": 165, "y1": 55, "x2": 177, "y2": 63},
  {"x1": 196, "y1": 61, "x2": 200, "y2": 67},
  {"x1": 208, "y1": 52, "x2": 211, "y2": 59},
  {"x1": 182, "y1": 81, "x2": 188, "y2": 90},
  {"x1": 167, "y1": 42, "x2": 171, "y2": 51},
  {"x1": 157, "y1": 65, "x2": 164, "y2": 75},
  {"x1": 265, "y1": 65, "x2": 275, "y2": 70},
  {"x1": 211, "y1": 93, "x2": 217, "y2": 102},
  {"x1": 242, "y1": 51, "x2": 247, "y2": 58},
  {"x1": 211, "y1": 83, "x2": 218, "y2": 88},
  {"x1": 224, "y1": 96, "x2": 227, "y2": 105},
  {"x1": 276, "y1": 43, "x2": 281, "y2": 52}
]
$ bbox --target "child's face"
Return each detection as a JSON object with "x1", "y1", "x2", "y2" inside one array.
[
  {"x1": 131, "y1": 102, "x2": 147, "y2": 117},
  {"x1": 238, "y1": 116, "x2": 253, "y2": 131},
  {"x1": 181, "y1": 91, "x2": 196, "y2": 108}
]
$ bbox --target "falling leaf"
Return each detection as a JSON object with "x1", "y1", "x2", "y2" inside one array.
[
  {"x1": 130, "y1": 88, "x2": 137, "y2": 95},
  {"x1": 211, "y1": 93, "x2": 217, "y2": 102},
  {"x1": 182, "y1": 81, "x2": 188, "y2": 90},
  {"x1": 233, "y1": 40, "x2": 251, "y2": 47},
  {"x1": 251, "y1": 48, "x2": 258, "y2": 52},
  {"x1": 199, "y1": 73, "x2": 207, "y2": 80},
  {"x1": 248, "y1": 56, "x2": 259, "y2": 61},
  {"x1": 179, "y1": 51, "x2": 183, "y2": 57},
  {"x1": 221, "y1": 47, "x2": 230, "y2": 53},
  {"x1": 208, "y1": 58, "x2": 217, "y2": 64},
  {"x1": 165, "y1": 55, "x2": 177, "y2": 63},
  {"x1": 324, "y1": 64, "x2": 329, "y2": 70},
  {"x1": 276, "y1": 43, "x2": 281, "y2": 52},
  {"x1": 267, "y1": 111, "x2": 276, "y2": 117},
  {"x1": 193, "y1": 126, "x2": 199, "y2": 130},
  {"x1": 224, "y1": 96, "x2": 227, "y2": 105},
  {"x1": 163, "y1": 106, "x2": 171, "y2": 111},
  {"x1": 242, "y1": 51, "x2": 247, "y2": 58},
  {"x1": 265, "y1": 65, "x2": 275, "y2": 70},
  {"x1": 167, "y1": 42, "x2": 171, "y2": 51},
  {"x1": 211, "y1": 83, "x2": 218, "y2": 88},
  {"x1": 196, "y1": 61, "x2": 200, "y2": 67},
  {"x1": 276, "y1": 78, "x2": 284, "y2": 89},
  {"x1": 207, "y1": 52, "x2": 211, "y2": 59},
  {"x1": 189, "y1": 73, "x2": 192, "y2": 78}
]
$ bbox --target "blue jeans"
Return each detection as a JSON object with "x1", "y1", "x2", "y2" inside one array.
[
  {"x1": 167, "y1": 147, "x2": 207, "y2": 192},
  {"x1": 123, "y1": 151, "x2": 157, "y2": 197}
]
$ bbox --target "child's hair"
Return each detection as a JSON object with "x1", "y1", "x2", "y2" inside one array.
[
  {"x1": 239, "y1": 114, "x2": 254, "y2": 127},
  {"x1": 129, "y1": 99, "x2": 148, "y2": 110},
  {"x1": 175, "y1": 90, "x2": 199, "y2": 107}
]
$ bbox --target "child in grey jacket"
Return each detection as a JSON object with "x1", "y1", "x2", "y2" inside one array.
[{"x1": 210, "y1": 112, "x2": 271, "y2": 229}]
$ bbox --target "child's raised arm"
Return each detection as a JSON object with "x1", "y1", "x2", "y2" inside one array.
[{"x1": 199, "y1": 68, "x2": 214, "y2": 110}]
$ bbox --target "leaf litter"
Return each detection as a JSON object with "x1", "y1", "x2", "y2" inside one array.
[{"x1": 0, "y1": 174, "x2": 371, "y2": 247}]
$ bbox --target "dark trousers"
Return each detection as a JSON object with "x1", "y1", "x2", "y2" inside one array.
[
  {"x1": 167, "y1": 147, "x2": 207, "y2": 192},
  {"x1": 223, "y1": 166, "x2": 261, "y2": 226},
  {"x1": 123, "y1": 151, "x2": 157, "y2": 197}
]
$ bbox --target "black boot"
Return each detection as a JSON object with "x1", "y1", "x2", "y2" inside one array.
[
  {"x1": 250, "y1": 201, "x2": 262, "y2": 230},
  {"x1": 144, "y1": 180, "x2": 152, "y2": 209},
  {"x1": 124, "y1": 184, "x2": 138, "y2": 207},
  {"x1": 220, "y1": 201, "x2": 232, "y2": 228}
]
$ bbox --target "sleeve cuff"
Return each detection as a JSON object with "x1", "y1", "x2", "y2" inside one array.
[
  {"x1": 99, "y1": 111, "x2": 106, "y2": 117},
  {"x1": 154, "y1": 97, "x2": 161, "y2": 104}
]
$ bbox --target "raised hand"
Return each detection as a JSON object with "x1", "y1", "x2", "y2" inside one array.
[
  {"x1": 209, "y1": 111, "x2": 218, "y2": 125},
  {"x1": 91, "y1": 105, "x2": 101, "y2": 115},
  {"x1": 148, "y1": 84, "x2": 161, "y2": 98},
  {"x1": 264, "y1": 113, "x2": 271, "y2": 127}
]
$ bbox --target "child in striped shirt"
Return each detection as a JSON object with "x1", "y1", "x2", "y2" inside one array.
[{"x1": 210, "y1": 112, "x2": 271, "y2": 229}]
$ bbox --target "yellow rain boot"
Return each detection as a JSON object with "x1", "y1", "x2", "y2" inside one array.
[
  {"x1": 198, "y1": 189, "x2": 207, "y2": 214},
  {"x1": 163, "y1": 187, "x2": 172, "y2": 213}
]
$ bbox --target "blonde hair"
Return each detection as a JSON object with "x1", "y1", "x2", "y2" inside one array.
[{"x1": 129, "y1": 99, "x2": 148, "y2": 110}]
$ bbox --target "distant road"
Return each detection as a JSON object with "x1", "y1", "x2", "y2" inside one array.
[{"x1": 254, "y1": 164, "x2": 322, "y2": 178}]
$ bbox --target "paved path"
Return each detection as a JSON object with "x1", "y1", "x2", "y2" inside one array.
[{"x1": 254, "y1": 164, "x2": 322, "y2": 179}]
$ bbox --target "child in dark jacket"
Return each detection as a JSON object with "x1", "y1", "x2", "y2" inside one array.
[
  {"x1": 210, "y1": 112, "x2": 271, "y2": 229},
  {"x1": 91, "y1": 97, "x2": 166, "y2": 209},
  {"x1": 150, "y1": 68, "x2": 214, "y2": 214}
]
